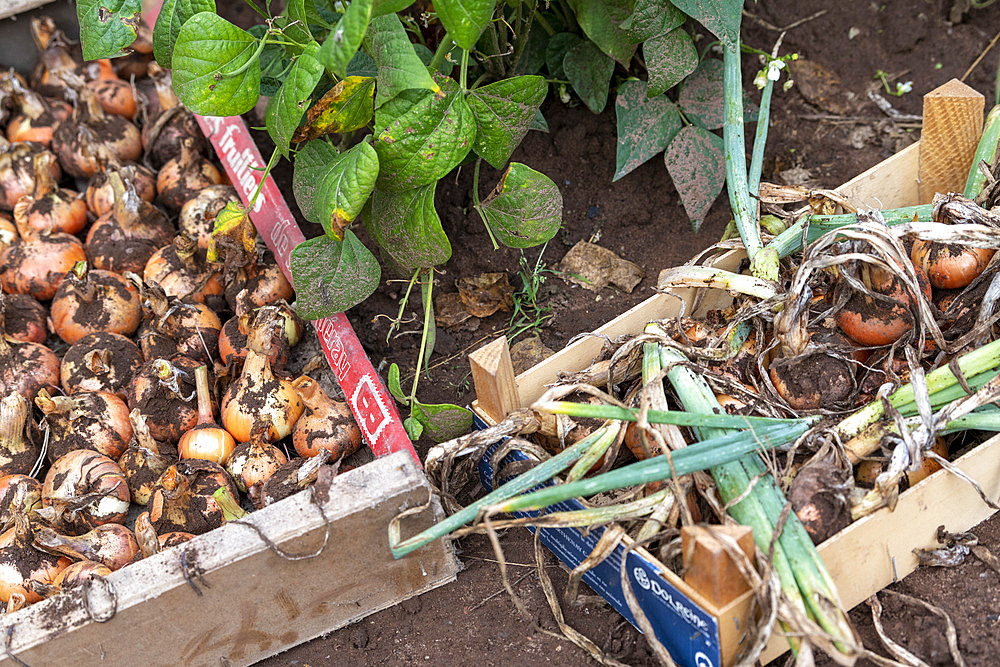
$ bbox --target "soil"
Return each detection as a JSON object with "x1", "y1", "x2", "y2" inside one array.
[{"x1": 205, "y1": 0, "x2": 1000, "y2": 664}]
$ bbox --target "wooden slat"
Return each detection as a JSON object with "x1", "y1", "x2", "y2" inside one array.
[
  {"x1": 0, "y1": 0, "x2": 54, "y2": 20},
  {"x1": 0, "y1": 452, "x2": 458, "y2": 667},
  {"x1": 918, "y1": 79, "x2": 984, "y2": 203},
  {"x1": 469, "y1": 337, "x2": 519, "y2": 424}
]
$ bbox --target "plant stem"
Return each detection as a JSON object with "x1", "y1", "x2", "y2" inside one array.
[
  {"x1": 240, "y1": 0, "x2": 269, "y2": 20},
  {"x1": 409, "y1": 268, "x2": 434, "y2": 402},
  {"x1": 536, "y1": 400, "x2": 815, "y2": 429},
  {"x1": 387, "y1": 269, "x2": 421, "y2": 343},
  {"x1": 533, "y1": 11, "x2": 556, "y2": 36},
  {"x1": 748, "y1": 79, "x2": 774, "y2": 196},
  {"x1": 766, "y1": 205, "x2": 932, "y2": 258},
  {"x1": 248, "y1": 146, "x2": 281, "y2": 211},
  {"x1": 429, "y1": 34, "x2": 455, "y2": 71},
  {"x1": 225, "y1": 38, "x2": 270, "y2": 78},
  {"x1": 472, "y1": 159, "x2": 500, "y2": 249},
  {"x1": 722, "y1": 39, "x2": 764, "y2": 266},
  {"x1": 460, "y1": 49, "x2": 470, "y2": 91}
]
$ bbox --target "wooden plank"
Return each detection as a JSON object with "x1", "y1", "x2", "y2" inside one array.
[
  {"x1": 469, "y1": 337, "x2": 519, "y2": 424},
  {"x1": 0, "y1": 0, "x2": 54, "y2": 20},
  {"x1": 918, "y1": 79, "x2": 984, "y2": 203},
  {"x1": 836, "y1": 142, "x2": 920, "y2": 209},
  {"x1": 0, "y1": 451, "x2": 458, "y2": 667},
  {"x1": 682, "y1": 526, "x2": 755, "y2": 609}
]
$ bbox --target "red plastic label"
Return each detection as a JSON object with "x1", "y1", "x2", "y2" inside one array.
[{"x1": 139, "y1": 4, "x2": 417, "y2": 465}]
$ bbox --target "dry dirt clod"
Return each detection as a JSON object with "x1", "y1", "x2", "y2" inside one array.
[
  {"x1": 456, "y1": 272, "x2": 514, "y2": 318},
  {"x1": 557, "y1": 242, "x2": 644, "y2": 293},
  {"x1": 509, "y1": 336, "x2": 555, "y2": 374}
]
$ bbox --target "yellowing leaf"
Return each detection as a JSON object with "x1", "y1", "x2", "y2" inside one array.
[{"x1": 292, "y1": 77, "x2": 375, "y2": 143}]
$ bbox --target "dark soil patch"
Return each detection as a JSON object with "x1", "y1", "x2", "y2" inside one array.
[{"x1": 218, "y1": 0, "x2": 1000, "y2": 663}]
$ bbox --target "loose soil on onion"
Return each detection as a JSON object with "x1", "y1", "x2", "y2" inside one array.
[{"x1": 238, "y1": 0, "x2": 1000, "y2": 663}]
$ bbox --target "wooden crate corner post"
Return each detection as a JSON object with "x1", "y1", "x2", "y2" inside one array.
[
  {"x1": 469, "y1": 337, "x2": 519, "y2": 424},
  {"x1": 918, "y1": 79, "x2": 984, "y2": 203}
]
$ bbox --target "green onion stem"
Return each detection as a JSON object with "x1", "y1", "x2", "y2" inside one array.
[
  {"x1": 535, "y1": 400, "x2": 815, "y2": 430},
  {"x1": 722, "y1": 39, "x2": 762, "y2": 264},
  {"x1": 767, "y1": 205, "x2": 932, "y2": 259},
  {"x1": 964, "y1": 105, "x2": 1000, "y2": 198},
  {"x1": 566, "y1": 425, "x2": 621, "y2": 482},
  {"x1": 657, "y1": 266, "x2": 779, "y2": 300},
  {"x1": 748, "y1": 79, "x2": 774, "y2": 196}
]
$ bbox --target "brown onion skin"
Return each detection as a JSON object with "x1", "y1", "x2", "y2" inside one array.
[
  {"x1": 219, "y1": 314, "x2": 289, "y2": 369},
  {"x1": 227, "y1": 435, "x2": 287, "y2": 506},
  {"x1": 85, "y1": 165, "x2": 157, "y2": 217},
  {"x1": 0, "y1": 395, "x2": 41, "y2": 482},
  {"x1": 144, "y1": 239, "x2": 224, "y2": 306},
  {"x1": 178, "y1": 185, "x2": 239, "y2": 248},
  {"x1": 118, "y1": 412, "x2": 176, "y2": 506},
  {"x1": 34, "y1": 523, "x2": 139, "y2": 571},
  {"x1": 147, "y1": 459, "x2": 238, "y2": 535},
  {"x1": 127, "y1": 356, "x2": 202, "y2": 443},
  {"x1": 3, "y1": 294, "x2": 47, "y2": 344},
  {"x1": 52, "y1": 559, "x2": 112, "y2": 590},
  {"x1": 911, "y1": 239, "x2": 995, "y2": 290},
  {"x1": 0, "y1": 215, "x2": 17, "y2": 253},
  {"x1": 42, "y1": 449, "x2": 131, "y2": 534},
  {"x1": 156, "y1": 142, "x2": 223, "y2": 210},
  {"x1": 60, "y1": 332, "x2": 143, "y2": 400},
  {"x1": 85, "y1": 206, "x2": 174, "y2": 275},
  {"x1": 138, "y1": 303, "x2": 222, "y2": 365},
  {"x1": 35, "y1": 390, "x2": 133, "y2": 463},
  {"x1": 50, "y1": 268, "x2": 142, "y2": 344},
  {"x1": 0, "y1": 475, "x2": 41, "y2": 529},
  {"x1": 228, "y1": 261, "x2": 295, "y2": 311},
  {"x1": 292, "y1": 376, "x2": 362, "y2": 460},
  {"x1": 0, "y1": 341, "x2": 60, "y2": 402},
  {"x1": 0, "y1": 233, "x2": 86, "y2": 300},
  {"x1": 85, "y1": 59, "x2": 136, "y2": 119},
  {"x1": 5, "y1": 100, "x2": 71, "y2": 147},
  {"x1": 222, "y1": 347, "x2": 303, "y2": 444},
  {"x1": 50, "y1": 95, "x2": 142, "y2": 179},
  {"x1": 0, "y1": 516, "x2": 71, "y2": 605},
  {"x1": 142, "y1": 107, "x2": 206, "y2": 169},
  {"x1": 13, "y1": 188, "x2": 87, "y2": 237},
  {"x1": 836, "y1": 267, "x2": 933, "y2": 346},
  {"x1": 0, "y1": 142, "x2": 60, "y2": 211}
]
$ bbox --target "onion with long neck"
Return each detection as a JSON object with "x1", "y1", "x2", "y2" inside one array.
[
  {"x1": 221, "y1": 315, "x2": 303, "y2": 443},
  {"x1": 178, "y1": 365, "x2": 235, "y2": 465},
  {"x1": 0, "y1": 141, "x2": 60, "y2": 211},
  {"x1": 219, "y1": 302, "x2": 302, "y2": 370},
  {"x1": 33, "y1": 523, "x2": 139, "y2": 571},
  {"x1": 50, "y1": 261, "x2": 142, "y2": 344},
  {"x1": 156, "y1": 139, "x2": 223, "y2": 210},
  {"x1": 12, "y1": 153, "x2": 86, "y2": 238},
  {"x1": 29, "y1": 17, "x2": 81, "y2": 98},
  {"x1": 35, "y1": 389, "x2": 132, "y2": 462},
  {"x1": 0, "y1": 512, "x2": 70, "y2": 606},
  {"x1": 227, "y1": 423, "x2": 287, "y2": 507},
  {"x1": 141, "y1": 64, "x2": 206, "y2": 168},
  {"x1": 40, "y1": 449, "x2": 131, "y2": 534},
  {"x1": 291, "y1": 376, "x2": 362, "y2": 461},
  {"x1": 118, "y1": 409, "x2": 176, "y2": 506},
  {"x1": 1, "y1": 72, "x2": 70, "y2": 146},
  {"x1": 0, "y1": 394, "x2": 40, "y2": 477},
  {"x1": 50, "y1": 78, "x2": 141, "y2": 178},
  {"x1": 85, "y1": 172, "x2": 174, "y2": 274},
  {"x1": 60, "y1": 332, "x2": 144, "y2": 400},
  {"x1": 147, "y1": 459, "x2": 238, "y2": 535}
]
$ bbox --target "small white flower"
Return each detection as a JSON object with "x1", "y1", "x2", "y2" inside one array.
[
  {"x1": 896, "y1": 80, "x2": 913, "y2": 95},
  {"x1": 767, "y1": 59, "x2": 786, "y2": 81}
]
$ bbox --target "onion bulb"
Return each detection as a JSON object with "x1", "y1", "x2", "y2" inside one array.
[
  {"x1": 178, "y1": 185, "x2": 239, "y2": 248},
  {"x1": 257, "y1": 449, "x2": 330, "y2": 508},
  {"x1": 85, "y1": 172, "x2": 174, "y2": 275},
  {"x1": 226, "y1": 423, "x2": 287, "y2": 506},
  {"x1": 0, "y1": 474, "x2": 41, "y2": 531},
  {"x1": 147, "y1": 459, "x2": 238, "y2": 535},
  {"x1": 33, "y1": 523, "x2": 139, "y2": 571},
  {"x1": 60, "y1": 332, "x2": 143, "y2": 400},
  {"x1": 0, "y1": 232, "x2": 86, "y2": 300},
  {"x1": 0, "y1": 141, "x2": 60, "y2": 211},
  {"x1": 11, "y1": 152, "x2": 86, "y2": 238},
  {"x1": 143, "y1": 233, "x2": 224, "y2": 306},
  {"x1": 50, "y1": 261, "x2": 142, "y2": 344},
  {"x1": 35, "y1": 389, "x2": 132, "y2": 462},
  {"x1": 127, "y1": 356, "x2": 202, "y2": 444},
  {"x1": 0, "y1": 512, "x2": 70, "y2": 606},
  {"x1": 49, "y1": 559, "x2": 112, "y2": 593},
  {"x1": 178, "y1": 365, "x2": 235, "y2": 465},
  {"x1": 85, "y1": 59, "x2": 137, "y2": 119},
  {"x1": 156, "y1": 139, "x2": 223, "y2": 210},
  {"x1": 118, "y1": 409, "x2": 176, "y2": 506},
  {"x1": 50, "y1": 79, "x2": 141, "y2": 178},
  {"x1": 0, "y1": 331, "x2": 60, "y2": 402},
  {"x1": 137, "y1": 284, "x2": 221, "y2": 365},
  {"x1": 40, "y1": 449, "x2": 130, "y2": 534},
  {"x1": 85, "y1": 164, "x2": 156, "y2": 217},
  {"x1": 291, "y1": 376, "x2": 362, "y2": 461},
  {"x1": 0, "y1": 394, "x2": 40, "y2": 480},
  {"x1": 221, "y1": 314, "x2": 303, "y2": 443},
  {"x1": 134, "y1": 510, "x2": 193, "y2": 558},
  {"x1": 0, "y1": 294, "x2": 45, "y2": 345}
]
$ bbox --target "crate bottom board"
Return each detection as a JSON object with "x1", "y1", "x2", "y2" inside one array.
[{"x1": 0, "y1": 451, "x2": 458, "y2": 667}]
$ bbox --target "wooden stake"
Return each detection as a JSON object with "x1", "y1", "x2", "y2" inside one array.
[
  {"x1": 469, "y1": 337, "x2": 519, "y2": 424},
  {"x1": 918, "y1": 79, "x2": 984, "y2": 203},
  {"x1": 682, "y1": 525, "x2": 755, "y2": 609}
]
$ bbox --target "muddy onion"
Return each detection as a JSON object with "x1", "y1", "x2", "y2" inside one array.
[
  {"x1": 178, "y1": 185, "x2": 239, "y2": 248},
  {"x1": 227, "y1": 423, "x2": 287, "y2": 503},
  {"x1": 61, "y1": 332, "x2": 143, "y2": 399},
  {"x1": 0, "y1": 474, "x2": 41, "y2": 529},
  {"x1": 85, "y1": 164, "x2": 157, "y2": 217},
  {"x1": 0, "y1": 513, "x2": 70, "y2": 605},
  {"x1": 138, "y1": 298, "x2": 221, "y2": 365},
  {"x1": 147, "y1": 459, "x2": 238, "y2": 535},
  {"x1": 144, "y1": 234, "x2": 224, "y2": 305},
  {"x1": 768, "y1": 352, "x2": 855, "y2": 410},
  {"x1": 3, "y1": 294, "x2": 47, "y2": 344},
  {"x1": 50, "y1": 262, "x2": 142, "y2": 344},
  {"x1": 156, "y1": 140, "x2": 223, "y2": 210},
  {"x1": 85, "y1": 59, "x2": 137, "y2": 119},
  {"x1": 35, "y1": 389, "x2": 132, "y2": 462},
  {"x1": 0, "y1": 394, "x2": 40, "y2": 477},
  {"x1": 1, "y1": 72, "x2": 71, "y2": 146},
  {"x1": 134, "y1": 510, "x2": 193, "y2": 558},
  {"x1": 178, "y1": 365, "x2": 235, "y2": 464},
  {"x1": 221, "y1": 317, "x2": 303, "y2": 443},
  {"x1": 835, "y1": 265, "x2": 932, "y2": 346},
  {"x1": 219, "y1": 302, "x2": 302, "y2": 369},
  {"x1": 910, "y1": 239, "x2": 995, "y2": 290},
  {"x1": 41, "y1": 449, "x2": 131, "y2": 534},
  {"x1": 291, "y1": 376, "x2": 362, "y2": 460},
  {"x1": 50, "y1": 559, "x2": 112, "y2": 591},
  {"x1": 227, "y1": 261, "x2": 294, "y2": 310},
  {"x1": 0, "y1": 336, "x2": 60, "y2": 402},
  {"x1": 126, "y1": 356, "x2": 201, "y2": 443},
  {"x1": 0, "y1": 141, "x2": 60, "y2": 211},
  {"x1": 0, "y1": 232, "x2": 86, "y2": 300},
  {"x1": 118, "y1": 409, "x2": 175, "y2": 506},
  {"x1": 12, "y1": 154, "x2": 86, "y2": 237},
  {"x1": 34, "y1": 522, "x2": 139, "y2": 571},
  {"x1": 85, "y1": 173, "x2": 173, "y2": 274},
  {"x1": 257, "y1": 449, "x2": 330, "y2": 508}
]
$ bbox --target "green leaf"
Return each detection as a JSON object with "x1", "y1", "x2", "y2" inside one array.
[
  {"x1": 467, "y1": 75, "x2": 547, "y2": 169},
  {"x1": 318, "y1": 0, "x2": 373, "y2": 78},
  {"x1": 293, "y1": 140, "x2": 379, "y2": 239},
  {"x1": 563, "y1": 41, "x2": 614, "y2": 114},
  {"x1": 513, "y1": 25, "x2": 547, "y2": 75},
  {"x1": 614, "y1": 79, "x2": 682, "y2": 181},
  {"x1": 411, "y1": 401, "x2": 474, "y2": 442},
  {"x1": 347, "y1": 50, "x2": 377, "y2": 77},
  {"x1": 279, "y1": 0, "x2": 316, "y2": 51},
  {"x1": 570, "y1": 0, "x2": 636, "y2": 65},
  {"x1": 544, "y1": 33, "x2": 581, "y2": 79},
  {"x1": 364, "y1": 184, "x2": 452, "y2": 272},
  {"x1": 403, "y1": 416, "x2": 424, "y2": 440},
  {"x1": 373, "y1": 0, "x2": 414, "y2": 16},
  {"x1": 292, "y1": 76, "x2": 375, "y2": 143},
  {"x1": 374, "y1": 89, "x2": 432, "y2": 131},
  {"x1": 77, "y1": 0, "x2": 142, "y2": 59},
  {"x1": 374, "y1": 88, "x2": 475, "y2": 192},
  {"x1": 266, "y1": 44, "x2": 324, "y2": 157},
  {"x1": 677, "y1": 57, "x2": 723, "y2": 130},
  {"x1": 620, "y1": 0, "x2": 684, "y2": 42},
  {"x1": 152, "y1": 0, "x2": 215, "y2": 67},
  {"x1": 479, "y1": 163, "x2": 561, "y2": 248},
  {"x1": 529, "y1": 109, "x2": 549, "y2": 132},
  {"x1": 668, "y1": 0, "x2": 742, "y2": 49},
  {"x1": 364, "y1": 14, "x2": 438, "y2": 108},
  {"x1": 664, "y1": 125, "x2": 726, "y2": 231},
  {"x1": 289, "y1": 230, "x2": 381, "y2": 318},
  {"x1": 435, "y1": 0, "x2": 495, "y2": 49},
  {"x1": 172, "y1": 13, "x2": 261, "y2": 117},
  {"x1": 644, "y1": 28, "x2": 698, "y2": 97},
  {"x1": 387, "y1": 363, "x2": 408, "y2": 403}
]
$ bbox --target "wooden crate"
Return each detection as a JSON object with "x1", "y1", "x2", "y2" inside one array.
[
  {"x1": 0, "y1": 451, "x2": 457, "y2": 666},
  {"x1": 472, "y1": 131, "x2": 1000, "y2": 663}
]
